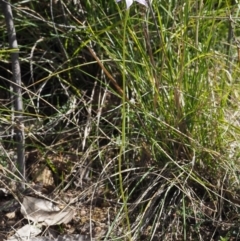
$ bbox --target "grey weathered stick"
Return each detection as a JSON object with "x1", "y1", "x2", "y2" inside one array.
[{"x1": 1, "y1": 0, "x2": 25, "y2": 189}]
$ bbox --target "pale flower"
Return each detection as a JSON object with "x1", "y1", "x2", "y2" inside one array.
[{"x1": 116, "y1": 0, "x2": 148, "y2": 9}]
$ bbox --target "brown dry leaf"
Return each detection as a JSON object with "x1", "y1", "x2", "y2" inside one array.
[
  {"x1": 5, "y1": 211, "x2": 16, "y2": 219},
  {"x1": 20, "y1": 196, "x2": 74, "y2": 226},
  {"x1": 32, "y1": 165, "x2": 54, "y2": 186}
]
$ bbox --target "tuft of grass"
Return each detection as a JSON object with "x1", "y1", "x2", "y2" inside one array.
[{"x1": 0, "y1": 0, "x2": 240, "y2": 240}]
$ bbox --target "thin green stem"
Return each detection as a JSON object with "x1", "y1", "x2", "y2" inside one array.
[{"x1": 118, "y1": 7, "x2": 131, "y2": 240}]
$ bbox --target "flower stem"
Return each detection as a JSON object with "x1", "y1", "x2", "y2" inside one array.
[{"x1": 118, "y1": 7, "x2": 131, "y2": 240}]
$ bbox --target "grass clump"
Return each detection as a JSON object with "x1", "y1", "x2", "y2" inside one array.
[{"x1": 0, "y1": 0, "x2": 240, "y2": 240}]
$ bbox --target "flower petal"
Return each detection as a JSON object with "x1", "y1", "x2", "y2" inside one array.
[
  {"x1": 135, "y1": 0, "x2": 148, "y2": 7},
  {"x1": 126, "y1": 0, "x2": 134, "y2": 9},
  {"x1": 116, "y1": 0, "x2": 148, "y2": 9}
]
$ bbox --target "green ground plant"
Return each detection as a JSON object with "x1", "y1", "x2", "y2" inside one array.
[{"x1": 0, "y1": 0, "x2": 240, "y2": 240}]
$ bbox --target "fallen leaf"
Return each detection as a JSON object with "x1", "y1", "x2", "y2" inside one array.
[
  {"x1": 7, "y1": 224, "x2": 41, "y2": 241},
  {"x1": 20, "y1": 196, "x2": 74, "y2": 226},
  {"x1": 5, "y1": 211, "x2": 16, "y2": 219}
]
